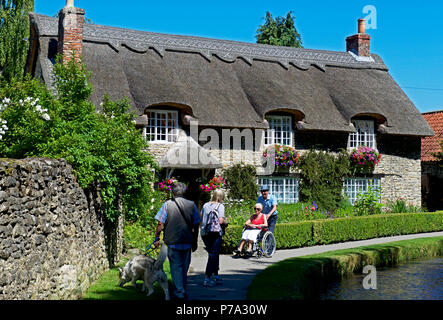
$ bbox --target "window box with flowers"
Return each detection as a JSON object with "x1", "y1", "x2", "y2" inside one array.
[
  {"x1": 263, "y1": 144, "x2": 300, "y2": 171},
  {"x1": 350, "y1": 146, "x2": 381, "y2": 174}
]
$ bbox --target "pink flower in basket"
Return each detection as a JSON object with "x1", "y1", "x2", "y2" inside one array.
[{"x1": 350, "y1": 147, "x2": 381, "y2": 172}]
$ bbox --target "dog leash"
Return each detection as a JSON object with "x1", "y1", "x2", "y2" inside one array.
[{"x1": 144, "y1": 239, "x2": 160, "y2": 256}]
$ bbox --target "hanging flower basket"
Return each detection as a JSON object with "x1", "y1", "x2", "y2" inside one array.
[
  {"x1": 263, "y1": 144, "x2": 300, "y2": 169},
  {"x1": 200, "y1": 175, "x2": 225, "y2": 193},
  {"x1": 157, "y1": 177, "x2": 188, "y2": 197},
  {"x1": 157, "y1": 178, "x2": 177, "y2": 193},
  {"x1": 350, "y1": 147, "x2": 381, "y2": 173}
]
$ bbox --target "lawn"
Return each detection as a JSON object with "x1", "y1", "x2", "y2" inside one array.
[
  {"x1": 224, "y1": 201, "x2": 356, "y2": 226},
  {"x1": 82, "y1": 253, "x2": 172, "y2": 300}
]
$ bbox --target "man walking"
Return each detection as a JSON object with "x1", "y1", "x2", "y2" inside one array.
[
  {"x1": 257, "y1": 185, "x2": 278, "y2": 233},
  {"x1": 154, "y1": 182, "x2": 201, "y2": 300}
]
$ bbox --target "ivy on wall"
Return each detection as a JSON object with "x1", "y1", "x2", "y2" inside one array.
[{"x1": 298, "y1": 149, "x2": 351, "y2": 212}]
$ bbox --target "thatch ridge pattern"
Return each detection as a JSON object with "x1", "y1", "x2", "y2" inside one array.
[{"x1": 30, "y1": 13, "x2": 387, "y2": 71}]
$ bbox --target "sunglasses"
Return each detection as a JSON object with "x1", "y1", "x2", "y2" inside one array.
[{"x1": 254, "y1": 208, "x2": 261, "y2": 211}]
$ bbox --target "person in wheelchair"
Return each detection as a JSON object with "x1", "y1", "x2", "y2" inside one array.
[{"x1": 233, "y1": 203, "x2": 268, "y2": 257}]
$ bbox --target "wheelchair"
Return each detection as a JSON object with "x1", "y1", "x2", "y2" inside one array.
[{"x1": 238, "y1": 227, "x2": 276, "y2": 259}]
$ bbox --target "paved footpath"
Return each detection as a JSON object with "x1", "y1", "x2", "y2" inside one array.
[{"x1": 186, "y1": 231, "x2": 443, "y2": 300}]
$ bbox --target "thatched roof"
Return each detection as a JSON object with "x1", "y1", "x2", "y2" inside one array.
[{"x1": 29, "y1": 13, "x2": 434, "y2": 136}]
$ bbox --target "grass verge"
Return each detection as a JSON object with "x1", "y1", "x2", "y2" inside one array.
[
  {"x1": 247, "y1": 236, "x2": 443, "y2": 300},
  {"x1": 82, "y1": 253, "x2": 172, "y2": 300}
]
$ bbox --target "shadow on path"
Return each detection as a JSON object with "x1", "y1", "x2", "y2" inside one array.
[{"x1": 187, "y1": 267, "x2": 264, "y2": 300}]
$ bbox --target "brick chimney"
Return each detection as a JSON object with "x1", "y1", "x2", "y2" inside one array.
[
  {"x1": 58, "y1": 0, "x2": 85, "y2": 63},
  {"x1": 346, "y1": 19, "x2": 371, "y2": 57}
]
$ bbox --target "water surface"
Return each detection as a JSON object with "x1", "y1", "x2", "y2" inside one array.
[{"x1": 320, "y1": 257, "x2": 443, "y2": 300}]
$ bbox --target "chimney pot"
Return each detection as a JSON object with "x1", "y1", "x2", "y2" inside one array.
[{"x1": 358, "y1": 19, "x2": 366, "y2": 34}]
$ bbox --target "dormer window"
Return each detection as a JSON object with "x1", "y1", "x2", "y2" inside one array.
[
  {"x1": 144, "y1": 110, "x2": 179, "y2": 143},
  {"x1": 264, "y1": 115, "x2": 293, "y2": 147},
  {"x1": 349, "y1": 120, "x2": 375, "y2": 149}
]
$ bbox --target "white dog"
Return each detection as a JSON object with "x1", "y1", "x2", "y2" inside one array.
[{"x1": 118, "y1": 244, "x2": 169, "y2": 300}]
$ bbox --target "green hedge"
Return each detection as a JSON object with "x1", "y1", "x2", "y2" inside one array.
[{"x1": 221, "y1": 212, "x2": 443, "y2": 253}]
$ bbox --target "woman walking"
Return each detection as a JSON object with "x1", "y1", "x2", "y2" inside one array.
[{"x1": 200, "y1": 189, "x2": 227, "y2": 287}]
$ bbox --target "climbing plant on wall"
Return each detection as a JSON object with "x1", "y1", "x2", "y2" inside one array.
[{"x1": 298, "y1": 149, "x2": 351, "y2": 212}]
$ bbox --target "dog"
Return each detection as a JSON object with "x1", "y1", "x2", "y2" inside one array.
[{"x1": 118, "y1": 244, "x2": 170, "y2": 300}]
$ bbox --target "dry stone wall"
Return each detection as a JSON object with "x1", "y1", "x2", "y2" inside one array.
[{"x1": 0, "y1": 158, "x2": 109, "y2": 300}]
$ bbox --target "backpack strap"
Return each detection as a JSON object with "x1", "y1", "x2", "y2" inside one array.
[
  {"x1": 209, "y1": 203, "x2": 221, "y2": 220},
  {"x1": 172, "y1": 199, "x2": 193, "y2": 231},
  {"x1": 213, "y1": 203, "x2": 221, "y2": 216}
]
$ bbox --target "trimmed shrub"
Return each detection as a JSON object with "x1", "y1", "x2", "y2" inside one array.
[
  {"x1": 375, "y1": 212, "x2": 442, "y2": 236},
  {"x1": 221, "y1": 212, "x2": 443, "y2": 253},
  {"x1": 312, "y1": 212, "x2": 443, "y2": 245},
  {"x1": 221, "y1": 225, "x2": 243, "y2": 253},
  {"x1": 222, "y1": 163, "x2": 258, "y2": 201},
  {"x1": 313, "y1": 216, "x2": 380, "y2": 244},
  {"x1": 274, "y1": 221, "x2": 314, "y2": 248}
]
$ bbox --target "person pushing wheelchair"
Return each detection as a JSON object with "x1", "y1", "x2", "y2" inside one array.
[{"x1": 257, "y1": 185, "x2": 278, "y2": 233}]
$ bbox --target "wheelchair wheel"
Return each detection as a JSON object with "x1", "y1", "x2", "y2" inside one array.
[{"x1": 261, "y1": 231, "x2": 276, "y2": 257}]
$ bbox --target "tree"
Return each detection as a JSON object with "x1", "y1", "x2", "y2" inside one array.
[
  {"x1": 256, "y1": 11, "x2": 303, "y2": 48},
  {"x1": 0, "y1": 56, "x2": 159, "y2": 223},
  {"x1": 0, "y1": 0, "x2": 34, "y2": 81}
]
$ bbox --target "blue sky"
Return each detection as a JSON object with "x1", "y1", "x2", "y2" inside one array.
[{"x1": 35, "y1": 0, "x2": 443, "y2": 113}]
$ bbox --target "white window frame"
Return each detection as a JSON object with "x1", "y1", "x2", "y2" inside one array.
[
  {"x1": 257, "y1": 176, "x2": 299, "y2": 204},
  {"x1": 343, "y1": 177, "x2": 381, "y2": 205},
  {"x1": 349, "y1": 120, "x2": 376, "y2": 149},
  {"x1": 264, "y1": 115, "x2": 293, "y2": 147},
  {"x1": 144, "y1": 109, "x2": 179, "y2": 143}
]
